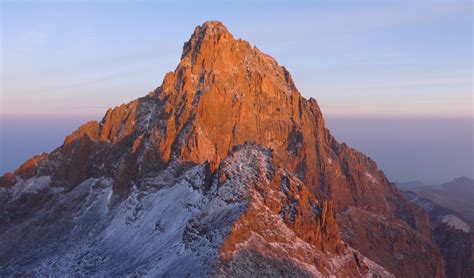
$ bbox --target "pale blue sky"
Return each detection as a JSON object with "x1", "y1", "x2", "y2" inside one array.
[{"x1": 1, "y1": 0, "x2": 472, "y2": 117}]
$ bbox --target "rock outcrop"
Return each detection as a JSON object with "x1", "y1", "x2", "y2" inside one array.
[{"x1": 0, "y1": 21, "x2": 449, "y2": 277}]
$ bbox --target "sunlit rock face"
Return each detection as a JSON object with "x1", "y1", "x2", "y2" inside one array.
[{"x1": 1, "y1": 21, "x2": 448, "y2": 277}]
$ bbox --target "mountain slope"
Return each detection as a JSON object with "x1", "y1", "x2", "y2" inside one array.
[
  {"x1": 403, "y1": 190, "x2": 473, "y2": 278},
  {"x1": 399, "y1": 178, "x2": 474, "y2": 278},
  {"x1": 1, "y1": 145, "x2": 391, "y2": 276},
  {"x1": 1, "y1": 21, "x2": 445, "y2": 277},
  {"x1": 398, "y1": 177, "x2": 474, "y2": 224}
]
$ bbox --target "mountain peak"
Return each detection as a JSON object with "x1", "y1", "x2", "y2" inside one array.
[
  {"x1": 181, "y1": 21, "x2": 235, "y2": 61},
  {"x1": 190, "y1": 20, "x2": 234, "y2": 45},
  {"x1": 197, "y1": 20, "x2": 231, "y2": 37}
]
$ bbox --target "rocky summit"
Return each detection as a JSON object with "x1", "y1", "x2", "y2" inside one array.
[{"x1": 0, "y1": 21, "x2": 461, "y2": 277}]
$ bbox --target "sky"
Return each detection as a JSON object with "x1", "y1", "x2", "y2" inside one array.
[{"x1": 0, "y1": 0, "x2": 473, "y2": 182}]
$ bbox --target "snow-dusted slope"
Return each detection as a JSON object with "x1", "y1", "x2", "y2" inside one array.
[
  {"x1": 0, "y1": 144, "x2": 391, "y2": 277},
  {"x1": 1, "y1": 163, "x2": 235, "y2": 276}
]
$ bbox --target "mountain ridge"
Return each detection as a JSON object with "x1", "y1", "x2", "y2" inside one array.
[
  {"x1": 401, "y1": 180, "x2": 474, "y2": 278},
  {"x1": 397, "y1": 176, "x2": 474, "y2": 225}
]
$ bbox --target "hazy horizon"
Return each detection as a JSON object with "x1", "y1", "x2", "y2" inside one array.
[
  {"x1": 1, "y1": 114, "x2": 472, "y2": 184},
  {"x1": 1, "y1": 1, "x2": 472, "y2": 184}
]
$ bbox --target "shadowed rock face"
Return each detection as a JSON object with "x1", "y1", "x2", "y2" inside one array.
[
  {"x1": 433, "y1": 223, "x2": 473, "y2": 278},
  {"x1": 1, "y1": 21, "x2": 447, "y2": 277},
  {"x1": 403, "y1": 190, "x2": 474, "y2": 278}
]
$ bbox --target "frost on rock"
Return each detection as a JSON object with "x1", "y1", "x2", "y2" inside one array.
[
  {"x1": 403, "y1": 191, "x2": 435, "y2": 211},
  {"x1": 212, "y1": 145, "x2": 392, "y2": 277},
  {"x1": 10, "y1": 176, "x2": 52, "y2": 200},
  {"x1": 0, "y1": 144, "x2": 392, "y2": 277},
  {"x1": 441, "y1": 215, "x2": 470, "y2": 233},
  {"x1": 215, "y1": 144, "x2": 274, "y2": 203},
  {"x1": 365, "y1": 172, "x2": 377, "y2": 184},
  {"x1": 0, "y1": 149, "x2": 249, "y2": 276}
]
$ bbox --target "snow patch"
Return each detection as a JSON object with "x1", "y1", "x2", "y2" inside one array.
[
  {"x1": 365, "y1": 172, "x2": 377, "y2": 184},
  {"x1": 10, "y1": 176, "x2": 52, "y2": 200},
  {"x1": 441, "y1": 215, "x2": 470, "y2": 233}
]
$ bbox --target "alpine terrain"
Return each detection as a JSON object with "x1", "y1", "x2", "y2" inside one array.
[
  {"x1": 1, "y1": 21, "x2": 467, "y2": 277},
  {"x1": 399, "y1": 177, "x2": 474, "y2": 277}
]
